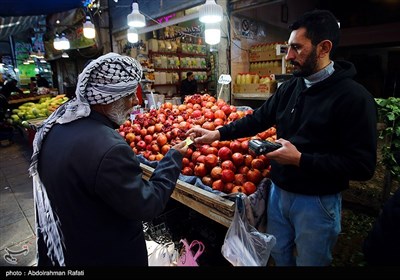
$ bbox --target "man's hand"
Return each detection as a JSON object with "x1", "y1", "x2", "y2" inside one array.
[
  {"x1": 172, "y1": 140, "x2": 189, "y2": 156},
  {"x1": 186, "y1": 127, "x2": 220, "y2": 145},
  {"x1": 266, "y1": 138, "x2": 302, "y2": 166}
]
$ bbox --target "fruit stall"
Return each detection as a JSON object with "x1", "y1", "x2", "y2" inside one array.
[
  {"x1": 9, "y1": 94, "x2": 69, "y2": 146},
  {"x1": 122, "y1": 93, "x2": 277, "y2": 227}
]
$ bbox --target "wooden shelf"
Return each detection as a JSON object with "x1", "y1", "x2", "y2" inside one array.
[
  {"x1": 149, "y1": 51, "x2": 207, "y2": 57},
  {"x1": 141, "y1": 79, "x2": 155, "y2": 83},
  {"x1": 8, "y1": 94, "x2": 53, "y2": 105}
]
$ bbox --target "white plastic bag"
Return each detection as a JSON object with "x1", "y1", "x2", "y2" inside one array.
[
  {"x1": 146, "y1": 240, "x2": 178, "y2": 266},
  {"x1": 221, "y1": 194, "x2": 276, "y2": 266}
]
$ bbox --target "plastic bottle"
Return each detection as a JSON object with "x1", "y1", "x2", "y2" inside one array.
[
  {"x1": 245, "y1": 73, "x2": 252, "y2": 84},
  {"x1": 236, "y1": 73, "x2": 242, "y2": 85}
]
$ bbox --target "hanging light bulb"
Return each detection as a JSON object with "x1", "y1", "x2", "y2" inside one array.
[
  {"x1": 60, "y1": 33, "x2": 70, "y2": 50},
  {"x1": 199, "y1": 0, "x2": 223, "y2": 23},
  {"x1": 83, "y1": 15, "x2": 96, "y2": 39},
  {"x1": 127, "y1": 2, "x2": 145, "y2": 28},
  {"x1": 204, "y1": 22, "x2": 221, "y2": 45},
  {"x1": 127, "y1": 27, "x2": 139, "y2": 43},
  {"x1": 53, "y1": 34, "x2": 63, "y2": 50}
]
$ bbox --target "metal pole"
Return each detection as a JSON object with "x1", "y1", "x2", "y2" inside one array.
[{"x1": 107, "y1": 0, "x2": 114, "y2": 52}]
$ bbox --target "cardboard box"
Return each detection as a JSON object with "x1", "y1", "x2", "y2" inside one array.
[
  {"x1": 249, "y1": 50, "x2": 283, "y2": 62},
  {"x1": 233, "y1": 84, "x2": 241, "y2": 93},
  {"x1": 233, "y1": 82, "x2": 277, "y2": 94},
  {"x1": 257, "y1": 67, "x2": 283, "y2": 75}
]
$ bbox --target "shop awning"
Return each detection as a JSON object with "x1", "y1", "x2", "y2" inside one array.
[
  {"x1": 110, "y1": 0, "x2": 206, "y2": 33},
  {"x1": 0, "y1": 15, "x2": 45, "y2": 41},
  {"x1": 0, "y1": 0, "x2": 83, "y2": 41},
  {"x1": 0, "y1": 0, "x2": 83, "y2": 17}
]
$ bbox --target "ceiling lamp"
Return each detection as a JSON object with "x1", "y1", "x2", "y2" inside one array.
[
  {"x1": 127, "y1": 27, "x2": 139, "y2": 43},
  {"x1": 199, "y1": 0, "x2": 223, "y2": 23},
  {"x1": 53, "y1": 34, "x2": 63, "y2": 50},
  {"x1": 127, "y1": 2, "x2": 145, "y2": 28},
  {"x1": 83, "y1": 15, "x2": 96, "y2": 39},
  {"x1": 61, "y1": 52, "x2": 69, "y2": 58},
  {"x1": 204, "y1": 22, "x2": 221, "y2": 45},
  {"x1": 59, "y1": 33, "x2": 70, "y2": 50}
]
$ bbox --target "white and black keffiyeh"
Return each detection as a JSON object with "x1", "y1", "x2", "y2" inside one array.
[{"x1": 29, "y1": 52, "x2": 142, "y2": 265}]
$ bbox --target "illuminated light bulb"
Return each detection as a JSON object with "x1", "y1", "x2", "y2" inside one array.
[
  {"x1": 127, "y1": 3, "x2": 145, "y2": 28},
  {"x1": 83, "y1": 16, "x2": 96, "y2": 39},
  {"x1": 199, "y1": 0, "x2": 223, "y2": 23}
]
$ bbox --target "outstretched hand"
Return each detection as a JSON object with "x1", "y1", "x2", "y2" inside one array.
[
  {"x1": 172, "y1": 140, "x2": 189, "y2": 156},
  {"x1": 186, "y1": 127, "x2": 220, "y2": 145}
]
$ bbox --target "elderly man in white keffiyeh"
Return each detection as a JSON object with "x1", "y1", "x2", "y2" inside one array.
[{"x1": 29, "y1": 53, "x2": 188, "y2": 266}]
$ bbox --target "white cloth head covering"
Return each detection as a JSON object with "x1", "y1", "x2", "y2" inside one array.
[
  {"x1": 30, "y1": 52, "x2": 142, "y2": 176},
  {"x1": 28, "y1": 52, "x2": 142, "y2": 265}
]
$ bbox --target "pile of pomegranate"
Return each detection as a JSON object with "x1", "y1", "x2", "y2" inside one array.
[{"x1": 118, "y1": 94, "x2": 277, "y2": 195}]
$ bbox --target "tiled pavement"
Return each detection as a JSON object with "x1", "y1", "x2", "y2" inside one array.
[{"x1": 0, "y1": 128, "x2": 37, "y2": 266}]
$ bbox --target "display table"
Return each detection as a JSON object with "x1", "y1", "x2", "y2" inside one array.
[
  {"x1": 8, "y1": 94, "x2": 53, "y2": 105},
  {"x1": 140, "y1": 163, "x2": 235, "y2": 227}
]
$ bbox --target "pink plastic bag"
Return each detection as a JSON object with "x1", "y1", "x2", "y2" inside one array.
[{"x1": 177, "y1": 239, "x2": 204, "y2": 266}]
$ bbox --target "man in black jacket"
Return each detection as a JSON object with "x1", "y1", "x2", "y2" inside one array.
[
  {"x1": 187, "y1": 10, "x2": 377, "y2": 266},
  {"x1": 0, "y1": 79, "x2": 23, "y2": 99},
  {"x1": 30, "y1": 53, "x2": 188, "y2": 266},
  {"x1": 36, "y1": 74, "x2": 49, "y2": 88},
  {"x1": 180, "y1": 71, "x2": 197, "y2": 103}
]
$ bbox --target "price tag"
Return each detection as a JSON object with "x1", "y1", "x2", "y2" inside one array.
[
  {"x1": 218, "y1": 74, "x2": 232, "y2": 85},
  {"x1": 276, "y1": 44, "x2": 288, "y2": 55}
]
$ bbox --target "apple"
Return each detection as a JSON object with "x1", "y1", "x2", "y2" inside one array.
[
  {"x1": 136, "y1": 140, "x2": 146, "y2": 150},
  {"x1": 204, "y1": 154, "x2": 218, "y2": 169},
  {"x1": 247, "y1": 169, "x2": 263, "y2": 185},
  {"x1": 156, "y1": 134, "x2": 168, "y2": 146},
  {"x1": 201, "y1": 176, "x2": 213, "y2": 187},
  {"x1": 182, "y1": 166, "x2": 194, "y2": 176},
  {"x1": 144, "y1": 134, "x2": 153, "y2": 144},
  {"x1": 212, "y1": 179, "x2": 224, "y2": 192},
  {"x1": 218, "y1": 146, "x2": 232, "y2": 161},
  {"x1": 221, "y1": 169, "x2": 235, "y2": 183},
  {"x1": 194, "y1": 163, "x2": 208, "y2": 177},
  {"x1": 234, "y1": 173, "x2": 247, "y2": 186},
  {"x1": 221, "y1": 160, "x2": 236, "y2": 172},
  {"x1": 243, "y1": 181, "x2": 256, "y2": 195},
  {"x1": 210, "y1": 166, "x2": 222, "y2": 180},
  {"x1": 251, "y1": 158, "x2": 265, "y2": 170},
  {"x1": 224, "y1": 182, "x2": 235, "y2": 193},
  {"x1": 231, "y1": 152, "x2": 244, "y2": 167}
]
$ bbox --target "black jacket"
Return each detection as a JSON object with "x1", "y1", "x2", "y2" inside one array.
[
  {"x1": 37, "y1": 77, "x2": 49, "y2": 88},
  {"x1": 37, "y1": 111, "x2": 183, "y2": 265},
  {"x1": 1, "y1": 82, "x2": 23, "y2": 98},
  {"x1": 219, "y1": 61, "x2": 377, "y2": 195},
  {"x1": 180, "y1": 78, "x2": 197, "y2": 95}
]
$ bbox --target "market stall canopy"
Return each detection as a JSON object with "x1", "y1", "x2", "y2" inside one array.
[
  {"x1": 110, "y1": 0, "x2": 205, "y2": 33},
  {"x1": 0, "y1": 0, "x2": 83, "y2": 17},
  {"x1": 0, "y1": 0, "x2": 83, "y2": 41}
]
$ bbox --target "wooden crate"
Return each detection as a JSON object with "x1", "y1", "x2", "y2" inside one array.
[{"x1": 140, "y1": 163, "x2": 235, "y2": 227}]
